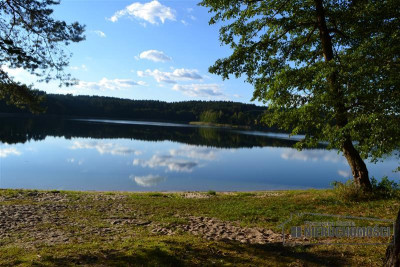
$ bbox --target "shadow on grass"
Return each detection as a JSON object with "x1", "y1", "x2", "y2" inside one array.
[
  {"x1": 31, "y1": 240, "x2": 350, "y2": 266},
  {"x1": 34, "y1": 247, "x2": 184, "y2": 267}
]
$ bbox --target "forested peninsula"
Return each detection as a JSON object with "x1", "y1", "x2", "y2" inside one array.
[{"x1": 0, "y1": 92, "x2": 268, "y2": 128}]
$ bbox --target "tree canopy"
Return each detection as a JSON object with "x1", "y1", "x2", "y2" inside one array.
[
  {"x1": 0, "y1": 0, "x2": 85, "y2": 112},
  {"x1": 200, "y1": 0, "x2": 400, "y2": 188}
]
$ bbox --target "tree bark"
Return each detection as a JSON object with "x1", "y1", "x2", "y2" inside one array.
[
  {"x1": 385, "y1": 208, "x2": 400, "y2": 267},
  {"x1": 342, "y1": 139, "x2": 372, "y2": 190},
  {"x1": 314, "y1": 0, "x2": 372, "y2": 190}
]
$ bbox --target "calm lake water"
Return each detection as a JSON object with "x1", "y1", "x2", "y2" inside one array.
[{"x1": 0, "y1": 115, "x2": 398, "y2": 191}]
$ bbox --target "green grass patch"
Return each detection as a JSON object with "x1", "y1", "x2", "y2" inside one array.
[{"x1": 0, "y1": 188, "x2": 397, "y2": 266}]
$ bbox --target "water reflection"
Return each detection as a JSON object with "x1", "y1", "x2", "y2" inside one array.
[
  {"x1": 70, "y1": 141, "x2": 141, "y2": 156},
  {"x1": 0, "y1": 115, "x2": 398, "y2": 191},
  {"x1": 280, "y1": 148, "x2": 342, "y2": 163},
  {"x1": 66, "y1": 158, "x2": 84, "y2": 165},
  {"x1": 134, "y1": 155, "x2": 198, "y2": 173},
  {"x1": 0, "y1": 115, "x2": 303, "y2": 148},
  {"x1": 170, "y1": 145, "x2": 217, "y2": 160},
  {"x1": 130, "y1": 175, "x2": 166, "y2": 187},
  {"x1": 0, "y1": 146, "x2": 21, "y2": 158},
  {"x1": 132, "y1": 145, "x2": 222, "y2": 173},
  {"x1": 337, "y1": 169, "x2": 351, "y2": 178}
]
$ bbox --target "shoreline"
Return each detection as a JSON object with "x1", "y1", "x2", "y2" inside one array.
[{"x1": 0, "y1": 188, "x2": 321, "y2": 194}]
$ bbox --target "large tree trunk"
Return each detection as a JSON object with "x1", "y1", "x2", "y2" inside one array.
[
  {"x1": 314, "y1": 0, "x2": 371, "y2": 190},
  {"x1": 342, "y1": 138, "x2": 372, "y2": 190},
  {"x1": 385, "y1": 208, "x2": 400, "y2": 267}
]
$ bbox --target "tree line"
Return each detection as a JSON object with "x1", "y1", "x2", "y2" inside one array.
[{"x1": 0, "y1": 91, "x2": 268, "y2": 127}]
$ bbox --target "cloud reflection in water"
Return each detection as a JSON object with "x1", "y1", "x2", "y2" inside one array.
[
  {"x1": 133, "y1": 145, "x2": 221, "y2": 173},
  {"x1": 133, "y1": 155, "x2": 197, "y2": 172},
  {"x1": 281, "y1": 149, "x2": 343, "y2": 163},
  {"x1": 130, "y1": 174, "x2": 166, "y2": 187},
  {"x1": 70, "y1": 141, "x2": 141, "y2": 156},
  {"x1": 0, "y1": 147, "x2": 21, "y2": 158}
]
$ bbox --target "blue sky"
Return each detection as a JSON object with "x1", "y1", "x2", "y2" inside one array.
[{"x1": 7, "y1": 0, "x2": 259, "y2": 104}]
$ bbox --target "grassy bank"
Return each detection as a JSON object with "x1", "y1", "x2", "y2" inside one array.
[{"x1": 0, "y1": 189, "x2": 398, "y2": 266}]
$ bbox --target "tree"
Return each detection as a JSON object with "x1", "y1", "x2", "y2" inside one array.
[
  {"x1": 0, "y1": 0, "x2": 85, "y2": 112},
  {"x1": 200, "y1": 0, "x2": 400, "y2": 190},
  {"x1": 385, "y1": 208, "x2": 400, "y2": 266}
]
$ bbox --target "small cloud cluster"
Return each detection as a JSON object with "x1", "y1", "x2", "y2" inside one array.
[
  {"x1": 139, "y1": 50, "x2": 171, "y2": 62},
  {"x1": 137, "y1": 68, "x2": 202, "y2": 84},
  {"x1": 181, "y1": 7, "x2": 196, "y2": 25},
  {"x1": 1, "y1": 65, "x2": 37, "y2": 84},
  {"x1": 70, "y1": 141, "x2": 141, "y2": 156},
  {"x1": 93, "y1": 30, "x2": 106, "y2": 38},
  {"x1": 109, "y1": 0, "x2": 176, "y2": 25},
  {"x1": 76, "y1": 78, "x2": 144, "y2": 91},
  {"x1": 172, "y1": 83, "x2": 224, "y2": 98},
  {"x1": 70, "y1": 64, "x2": 88, "y2": 71},
  {"x1": 130, "y1": 174, "x2": 165, "y2": 187},
  {"x1": 106, "y1": 2, "x2": 227, "y2": 99}
]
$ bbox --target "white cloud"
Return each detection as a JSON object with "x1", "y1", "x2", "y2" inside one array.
[
  {"x1": 109, "y1": 0, "x2": 176, "y2": 25},
  {"x1": 130, "y1": 174, "x2": 166, "y2": 187},
  {"x1": 133, "y1": 154, "x2": 197, "y2": 172},
  {"x1": 138, "y1": 68, "x2": 202, "y2": 84},
  {"x1": 188, "y1": 15, "x2": 196, "y2": 21},
  {"x1": 172, "y1": 83, "x2": 225, "y2": 98},
  {"x1": 70, "y1": 141, "x2": 141, "y2": 156},
  {"x1": 93, "y1": 30, "x2": 106, "y2": 38},
  {"x1": 1, "y1": 65, "x2": 81, "y2": 95},
  {"x1": 1, "y1": 65, "x2": 37, "y2": 84},
  {"x1": 70, "y1": 64, "x2": 88, "y2": 71},
  {"x1": 172, "y1": 69, "x2": 202, "y2": 80},
  {"x1": 139, "y1": 50, "x2": 172, "y2": 62},
  {"x1": 0, "y1": 147, "x2": 21, "y2": 158},
  {"x1": 1, "y1": 65, "x2": 25, "y2": 77},
  {"x1": 181, "y1": 20, "x2": 188, "y2": 26},
  {"x1": 137, "y1": 81, "x2": 148, "y2": 86},
  {"x1": 75, "y1": 78, "x2": 141, "y2": 91}
]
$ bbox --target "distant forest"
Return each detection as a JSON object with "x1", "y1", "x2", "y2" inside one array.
[{"x1": 0, "y1": 92, "x2": 269, "y2": 128}]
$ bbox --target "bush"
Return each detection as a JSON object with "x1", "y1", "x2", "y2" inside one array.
[
  {"x1": 370, "y1": 176, "x2": 400, "y2": 199},
  {"x1": 331, "y1": 180, "x2": 370, "y2": 201},
  {"x1": 207, "y1": 190, "x2": 217, "y2": 196},
  {"x1": 332, "y1": 176, "x2": 400, "y2": 201}
]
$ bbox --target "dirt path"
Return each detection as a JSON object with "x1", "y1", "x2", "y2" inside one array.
[{"x1": 0, "y1": 191, "x2": 286, "y2": 247}]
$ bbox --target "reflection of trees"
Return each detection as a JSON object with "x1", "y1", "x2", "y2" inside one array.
[{"x1": 0, "y1": 115, "x2": 309, "y2": 148}]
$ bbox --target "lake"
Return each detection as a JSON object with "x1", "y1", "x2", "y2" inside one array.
[{"x1": 0, "y1": 115, "x2": 398, "y2": 191}]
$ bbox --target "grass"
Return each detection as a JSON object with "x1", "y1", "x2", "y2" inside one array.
[
  {"x1": 332, "y1": 177, "x2": 400, "y2": 201},
  {"x1": 0, "y1": 188, "x2": 398, "y2": 266}
]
